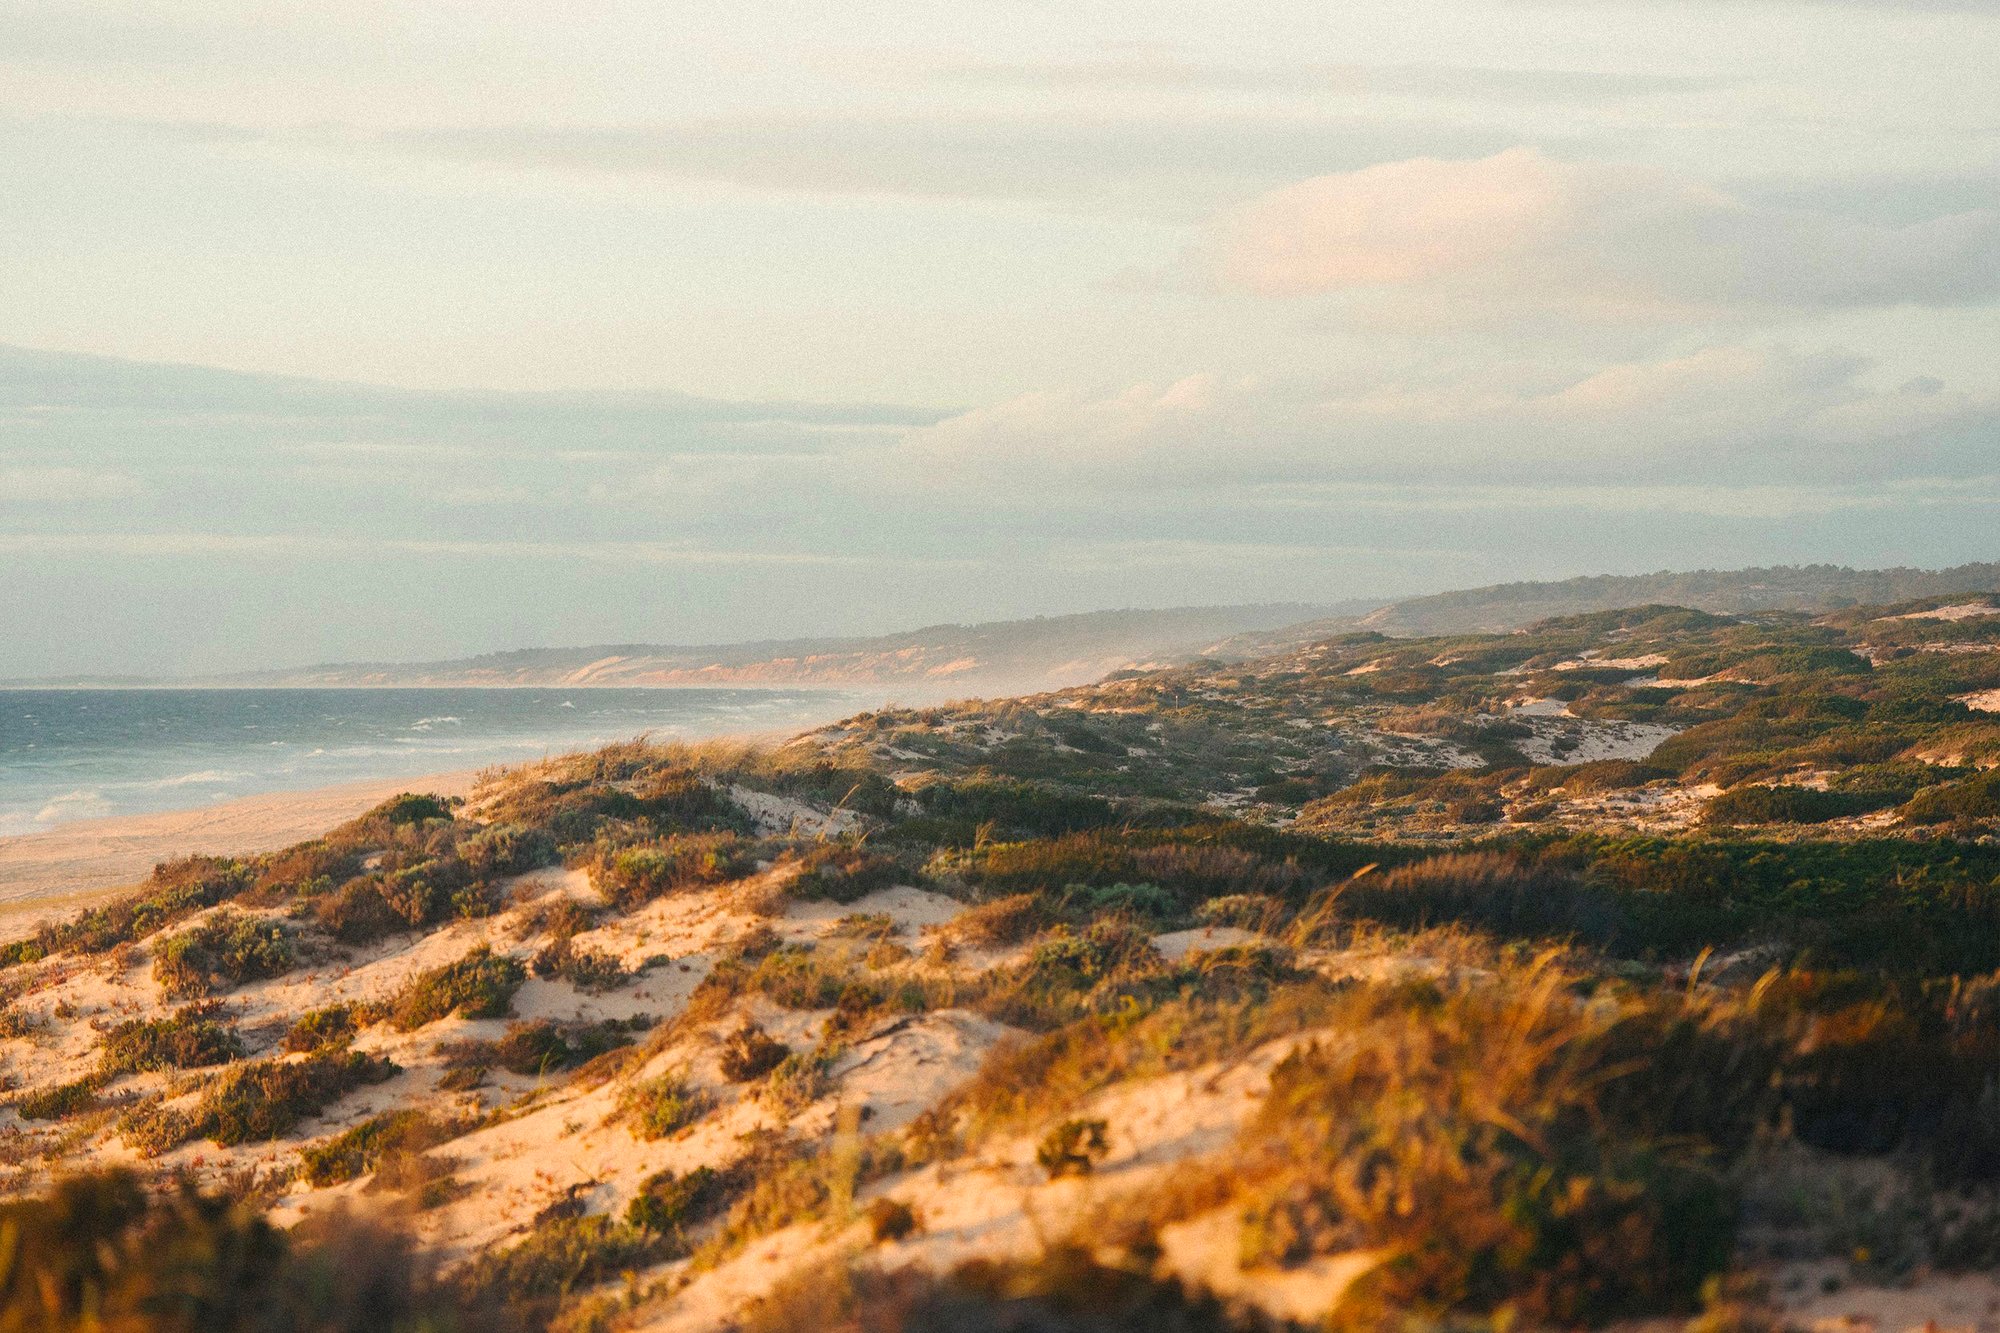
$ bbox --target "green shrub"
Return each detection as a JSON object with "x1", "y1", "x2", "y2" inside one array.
[
  {"x1": 25, "y1": 856, "x2": 250, "y2": 958},
  {"x1": 13, "y1": 1073, "x2": 109, "y2": 1121},
  {"x1": 441, "y1": 1018, "x2": 640, "y2": 1078},
  {"x1": 387, "y1": 945, "x2": 526, "y2": 1030},
  {"x1": 281, "y1": 1003, "x2": 360, "y2": 1053},
  {"x1": 1703, "y1": 785, "x2": 1894, "y2": 826},
  {"x1": 100, "y1": 1002, "x2": 243, "y2": 1074},
  {"x1": 865, "y1": 1196, "x2": 919, "y2": 1242},
  {"x1": 1903, "y1": 770, "x2": 2000, "y2": 825},
  {"x1": 152, "y1": 911, "x2": 298, "y2": 998},
  {"x1": 186, "y1": 1049, "x2": 398, "y2": 1147},
  {"x1": 299, "y1": 1109, "x2": 461, "y2": 1187},
  {"x1": 788, "y1": 844, "x2": 905, "y2": 904},
  {"x1": 622, "y1": 1068, "x2": 709, "y2": 1139},
  {"x1": 591, "y1": 835, "x2": 753, "y2": 909},
  {"x1": 452, "y1": 1212, "x2": 660, "y2": 1326},
  {"x1": 530, "y1": 936, "x2": 629, "y2": 992},
  {"x1": 719, "y1": 1022, "x2": 790, "y2": 1082},
  {"x1": 624, "y1": 1164, "x2": 727, "y2": 1233},
  {"x1": 1329, "y1": 851, "x2": 1625, "y2": 946},
  {"x1": 1035, "y1": 1118, "x2": 1109, "y2": 1179}
]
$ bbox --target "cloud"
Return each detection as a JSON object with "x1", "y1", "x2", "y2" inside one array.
[
  {"x1": 898, "y1": 345, "x2": 2000, "y2": 491},
  {"x1": 935, "y1": 58, "x2": 1727, "y2": 103},
  {"x1": 384, "y1": 115, "x2": 1518, "y2": 216},
  {"x1": 0, "y1": 466, "x2": 143, "y2": 503},
  {"x1": 1201, "y1": 148, "x2": 2000, "y2": 322}
]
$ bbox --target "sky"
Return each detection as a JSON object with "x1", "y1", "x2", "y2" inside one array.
[{"x1": 1, "y1": 0, "x2": 1996, "y2": 676}]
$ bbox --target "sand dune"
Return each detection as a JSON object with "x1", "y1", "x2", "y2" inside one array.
[{"x1": 0, "y1": 770, "x2": 479, "y2": 924}]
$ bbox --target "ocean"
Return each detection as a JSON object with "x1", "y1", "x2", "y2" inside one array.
[{"x1": 0, "y1": 687, "x2": 863, "y2": 836}]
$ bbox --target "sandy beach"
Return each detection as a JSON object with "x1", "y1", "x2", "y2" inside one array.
[{"x1": 0, "y1": 769, "x2": 482, "y2": 927}]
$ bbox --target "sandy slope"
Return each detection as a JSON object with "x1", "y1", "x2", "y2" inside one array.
[{"x1": 0, "y1": 770, "x2": 480, "y2": 919}]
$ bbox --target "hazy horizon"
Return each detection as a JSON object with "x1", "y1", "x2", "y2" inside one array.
[{"x1": 4, "y1": 1, "x2": 1996, "y2": 677}]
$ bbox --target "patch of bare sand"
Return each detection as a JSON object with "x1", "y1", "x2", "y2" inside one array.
[{"x1": 0, "y1": 770, "x2": 481, "y2": 919}]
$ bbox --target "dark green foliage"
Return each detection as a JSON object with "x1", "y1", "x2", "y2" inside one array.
[
  {"x1": 373, "y1": 792, "x2": 456, "y2": 827},
  {"x1": 152, "y1": 911, "x2": 298, "y2": 998},
  {"x1": 13, "y1": 1074, "x2": 109, "y2": 1121},
  {"x1": 0, "y1": 1170, "x2": 460, "y2": 1333},
  {"x1": 387, "y1": 945, "x2": 526, "y2": 1030},
  {"x1": 455, "y1": 823, "x2": 555, "y2": 878},
  {"x1": 622, "y1": 1068, "x2": 709, "y2": 1139},
  {"x1": 451, "y1": 1212, "x2": 661, "y2": 1327},
  {"x1": 100, "y1": 1003, "x2": 243, "y2": 1075},
  {"x1": 1703, "y1": 784, "x2": 1897, "y2": 826},
  {"x1": 742, "y1": 1248, "x2": 1274, "y2": 1333},
  {"x1": 299, "y1": 1109, "x2": 461, "y2": 1187},
  {"x1": 1903, "y1": 769, "x2": 2000, "y2": 825},
  {"x1": 440, "y1": 1018, "x2": 639, "y2": 1077},
  {"x1": 909, "y1": 778, "x2": 1119, "y2": 842},
  {"x1": 624, "y1": 1164, "x2": 728, "y2": 1233},
  {"x1": 787, "y1": 842, "x2": 906, "y2": 903},
  {"x1": 1332, "y1": 852, "x2": 1624, "y2": 946},
  {"x1": 188, "y1": 1049, "x2": 398, "y2": 1147},
  {"x1": 529, "y1": 936, "x2": 629, "y2": 992},
  {"x1": 1035, "y1": 1118, "x2": 1109, "y2": 1178},
  {"x1": 719, "y1": 1022, "x2": 790, "y2": 1082}
]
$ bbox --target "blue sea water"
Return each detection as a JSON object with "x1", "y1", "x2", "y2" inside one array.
[{"x1": 0, "y1": 687, "x2": 862, "y2": 836}]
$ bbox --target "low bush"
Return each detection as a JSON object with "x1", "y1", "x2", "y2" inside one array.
[
  {"x1": 299, "y1": 1109, "x2": 462, "y2": 1187},
  {"x1": 787, "y1": 843, "x2": 905, "y2": 904},
  {"x1": 625, "y1": 1164, "x2": 728, "y2": 1234},
  {"x1": 591, "y1": 834, "x2": 754, "y2": 909},
  {"x1": 281, "y1": 1003, "x2": 360, "y2": 1053},
  {"x1": 99, "y1": 1002, "x2": 243, "y2": 1074},
  {"x1": 1327, "y1": 851, "x2": 1625, "y2": 947},
  {"x1": 719, "y1": 1022, "x2": 791, "y2": 1082},
  {"x1": 1035, "y1": 1118, "x2": 1109, "y2": 1179},
  {"x1": 1903, "y1": 770, "x2": 2000, "y2": 825},
  {"x1": 441, "y1": 1018, "x2": 640, "y2": 1078},
  {"x1": 530, "y1": 936, "x2": 629, "y2": 992},
  {"x1": 387, "y1": 946, "x2": 526, "y2": 1030},
  {"x1": 452, "y1": 1211, "x2": 661, "y2": 1328},
  {"x1": 14, "y1": 1073, "x2": 108, "y2": 1121},
  {"x1": 865, "y1": 1196, "x2": 919, "y2": 1242},
  {"x1": 152, "y1": 911, "x2": 298, "y2": 998},
  {"x1": 741, "y1": 1247, "x2": 1266, "y2": 1333},
  {"x1": 622, "y1": 1068, "x2": 709, "y2": 1139},
  {"x1": 1703, "y1": 785, "x2": 1895, "y2": 826},
  {"x1": 186, "y1": 1049, "x2": 398, "y2": 1147}
]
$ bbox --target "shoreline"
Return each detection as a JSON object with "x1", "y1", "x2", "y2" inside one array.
[{"x1": 0, "y1": 768, "x2": 484, "y2": 927}]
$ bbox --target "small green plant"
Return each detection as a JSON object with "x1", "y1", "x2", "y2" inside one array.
[
  {"x1": 624, "y1": 1164, "x2": 727, "y2": 1233},
  {"x1": 281, "y1": 1003, "x2": 360, "y2": 1053},
  {"x1": 14, "y1": 1074, "x2": 109, "y2": 1121},
  {"x1": 531, "y1": 936, "x2": 629, "y2": 992},
  {"x1": 1035, "y1": 1118, "x2": 1109, "y2": 1179},
  {"x1": 299, "y1": 1109, "x2": 461, "y2": 1187},
  {"x1": 865, "y1": 1196, "x2": 918, "y2": 1242},
  {"x1": 761, "y1": 1048, "x2": 837, "y2": 1117},
  {"x1": 622, "y1": 1068, "x2": 710, "y2": 1139},
  {"x1": 387, "y1": 945, "x2": 526, "y2": 1030},
  {"x1": 719, "y1": 1022, "x2": 791, "y2": 1082}
]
